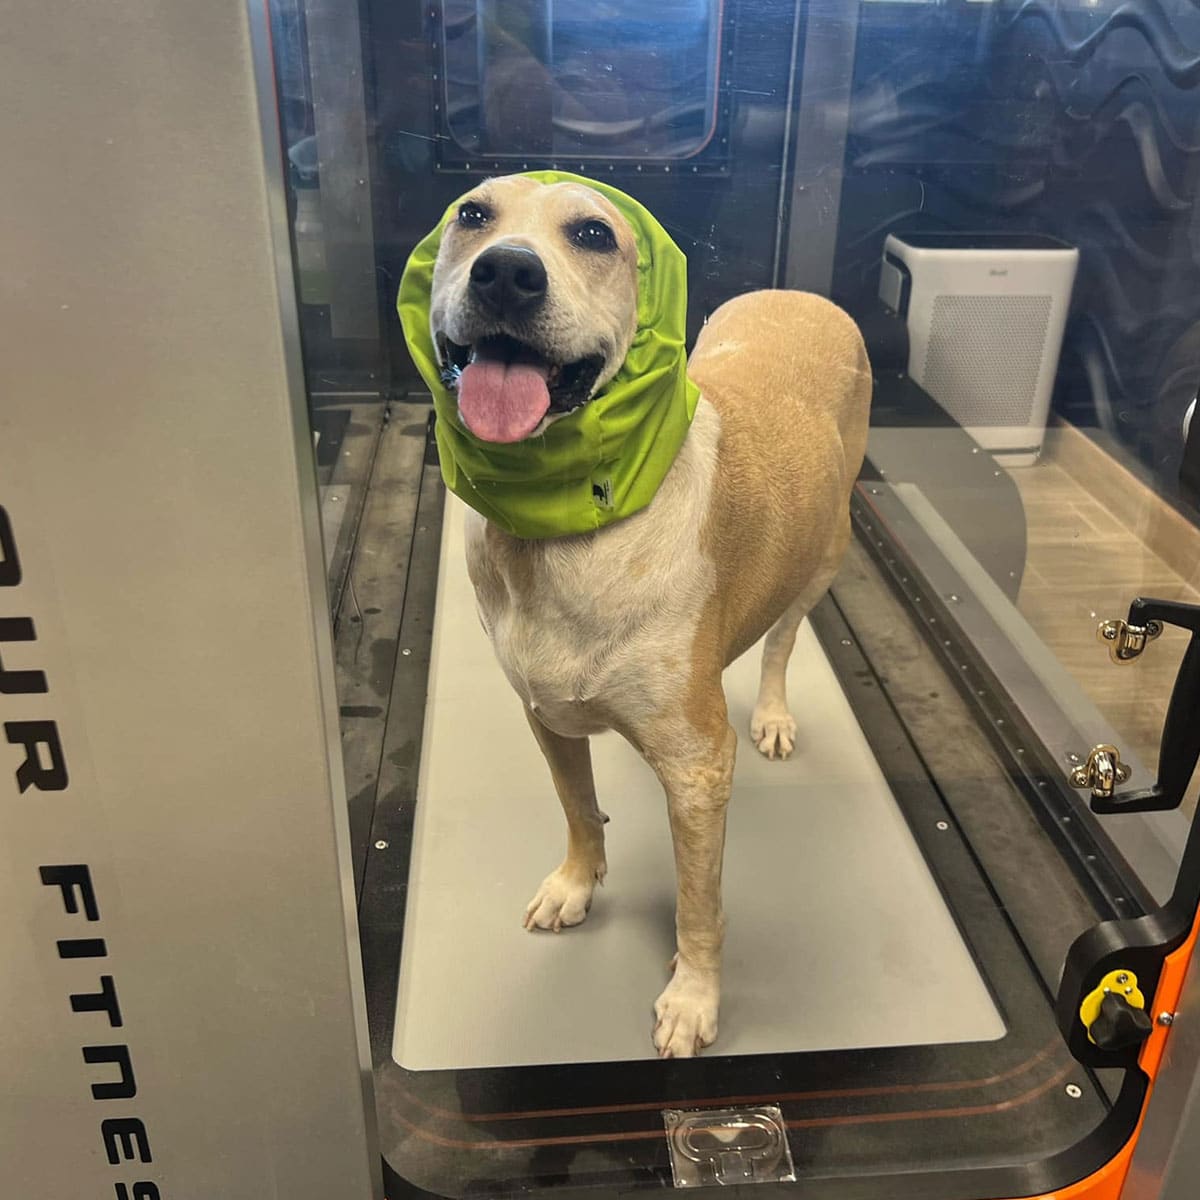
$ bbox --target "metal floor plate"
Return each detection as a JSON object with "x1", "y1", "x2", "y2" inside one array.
[{"x1": 392, "y1": 496, "x2": 1005, "y2": 1069}]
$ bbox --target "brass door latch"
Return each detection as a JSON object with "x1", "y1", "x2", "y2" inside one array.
[
  {"x1": 1097, "y1": 617, "x2": 1162, "y2": 663},
  {"x1": 1070, "y1": 745, "x2": 1132, "y2": 800}
]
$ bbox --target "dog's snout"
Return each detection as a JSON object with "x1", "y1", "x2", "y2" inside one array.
[{"x1": 469, "y1": 245, "x2": 548, "y2": 318}]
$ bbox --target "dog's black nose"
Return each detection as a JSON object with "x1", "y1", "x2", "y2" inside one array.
[{"x1": 469, "y1": 245, "x2": 548, "y2": 318}]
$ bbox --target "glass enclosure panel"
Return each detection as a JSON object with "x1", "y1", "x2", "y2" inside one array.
[
  {"x1": 439, "y1": 0, "x2": 724, "y2": 161},
  {"x1": 261, "y1": 0, "x2": 1200, "y2": 1195}
]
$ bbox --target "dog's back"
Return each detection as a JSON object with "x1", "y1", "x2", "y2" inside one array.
[{"x1": 687, "y1": 290, "x2": 872, "y2": 666}]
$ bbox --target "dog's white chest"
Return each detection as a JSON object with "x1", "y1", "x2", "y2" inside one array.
[
  {"x1": 465, "y1": 517, "x2": 680, "y2": 736},
  {"x1": 461, "y1": 403, "x2": 720, "y2": 739}
]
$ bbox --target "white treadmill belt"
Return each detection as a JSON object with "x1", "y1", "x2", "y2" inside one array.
[{"x1": 393, "y1": 496, "x2": 1004, "y2": 1070}]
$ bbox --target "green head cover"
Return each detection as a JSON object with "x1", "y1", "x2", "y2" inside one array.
[{"x1": 397, "y1": 170, "x2": 699, "y2": 540}]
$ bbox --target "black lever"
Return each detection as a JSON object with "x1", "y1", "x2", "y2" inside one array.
[
  {"x1": 1090, "y1": 597, "x2": 1200, "y2": 814},
  {"x1": 1087, "y1": 992, "x2": 1154, "y2": 1053}
]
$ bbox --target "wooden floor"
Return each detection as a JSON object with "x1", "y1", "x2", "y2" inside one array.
[{"x1": 1008, "y1": 424, "x2": 1200, "y2": 813}]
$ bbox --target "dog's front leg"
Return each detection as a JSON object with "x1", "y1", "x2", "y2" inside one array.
[
  {"x1": 645, "y1": 702, "x2": 735, "y2": 1058},
  {"x1": 523, "y1": 708, "x2": 608, "y2": 932}
]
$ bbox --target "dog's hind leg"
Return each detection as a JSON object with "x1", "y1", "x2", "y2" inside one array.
[
  {"x1": 523, "y1": 709, "x2": 608, "y2": 933},
  {"x1": 751, "y1": 518, "x2": 850, "y2": 760}
]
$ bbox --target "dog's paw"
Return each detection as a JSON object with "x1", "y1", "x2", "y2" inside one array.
[
  {"x1": 523, "y1": 860, "x2": 605, "y2": 933},
  {"x1": 653, "y1": 960, "x2": 720, "y2": 1058},
  {"x1": 750, "y1": 701, "x2": 797, "y2": 760}
]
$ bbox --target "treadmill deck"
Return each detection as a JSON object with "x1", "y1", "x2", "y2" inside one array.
[{"x1": 392, "y1": 496, "x2": 1004, "y2": 1069}]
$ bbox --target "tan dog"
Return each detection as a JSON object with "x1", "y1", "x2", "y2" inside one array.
[{"x1": 428, "y1": 175, "x2": 871, "y2": 1057}]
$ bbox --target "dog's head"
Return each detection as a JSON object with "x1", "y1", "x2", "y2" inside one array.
[{"x1": 429, "y1": 174, "x2": 639, "y2": 444}]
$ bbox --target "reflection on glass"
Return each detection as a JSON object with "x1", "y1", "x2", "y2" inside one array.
[{"x1": 441, "y1": 0, "x2": 723, "y2": 159}]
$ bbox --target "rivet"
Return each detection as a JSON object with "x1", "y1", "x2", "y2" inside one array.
[
  {"x1": 401, "y1": 648, "x2": 412, "y2": 656},
  {"x1": 1065, "y1": 1084, "x2": 1082, "y2": 1099},
  {"x1": 936, "y1": 821, "x2": 949, "y2": 831},
  {"x1": 374, "y1": 840, "x2": 388, "y2": 850}
]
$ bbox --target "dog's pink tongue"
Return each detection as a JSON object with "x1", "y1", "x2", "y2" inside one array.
[{"x1": 459, "y1": 358, "x2": 551, "y2": 443}]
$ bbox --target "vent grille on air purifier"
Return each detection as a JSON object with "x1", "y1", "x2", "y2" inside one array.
[{"x1": 921, "y1": 294, "x2": 1052, "y2": 426}]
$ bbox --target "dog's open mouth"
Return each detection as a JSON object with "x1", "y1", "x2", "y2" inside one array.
[{"x1": 436, "y1": 333, "x2": 604, "y2": 444}]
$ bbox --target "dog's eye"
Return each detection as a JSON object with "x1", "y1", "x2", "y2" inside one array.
[
  {"x1": 571, "y1": 220, "x2": 616, "y2": 252},
  {"x1": 457, "y1": 201, "x2": 491, "y2": 229}
]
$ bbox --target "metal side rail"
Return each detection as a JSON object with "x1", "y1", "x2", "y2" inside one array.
[{"x1": 851, "y1": 480, "x2": 1187, "y2": 919}]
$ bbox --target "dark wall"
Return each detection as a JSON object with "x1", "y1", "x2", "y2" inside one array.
[{"x1": 832, "y1": 0, "x2": 1200, "y2": 501}]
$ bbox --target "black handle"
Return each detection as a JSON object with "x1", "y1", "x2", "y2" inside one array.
[
  {"x1": 1159, "y1": 634, "x2": 1200, "y2": 801},
  {"x1": 1090, "y1": 597, "x2": 1200, "y2": 814}
]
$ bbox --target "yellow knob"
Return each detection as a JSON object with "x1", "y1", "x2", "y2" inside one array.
[{"x1": 1079, "y1": 969, "x2": 1146, "y2": 1045}]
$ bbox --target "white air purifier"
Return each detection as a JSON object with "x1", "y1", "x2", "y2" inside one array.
[{"x1": 879, "y1": 233, "x2": 1079, "y2": 466}]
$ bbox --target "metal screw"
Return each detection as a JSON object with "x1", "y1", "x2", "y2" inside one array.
[
  {"x1": 374, "y1": 840, "x2": 388, "y2": 850},
  {"x1": 1065, "y1": 1084, "x2": 1082, "y2": 1099},
  {"x1": 936, "y1": 821, "x2": 949, "y2": 831},
  {"x1": 1067, "y1": 752, "x2": 1081, "y2": 765},
  {"x1": 1158, "y1": 1012, "x2": 1175, "y2": 1027},
  {"x1": 401, "y1": 648, "x2": 412, "y2": 657},
  {"x1": 1116, "y1": 972, "x2": 1130, "y2": 985}
]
